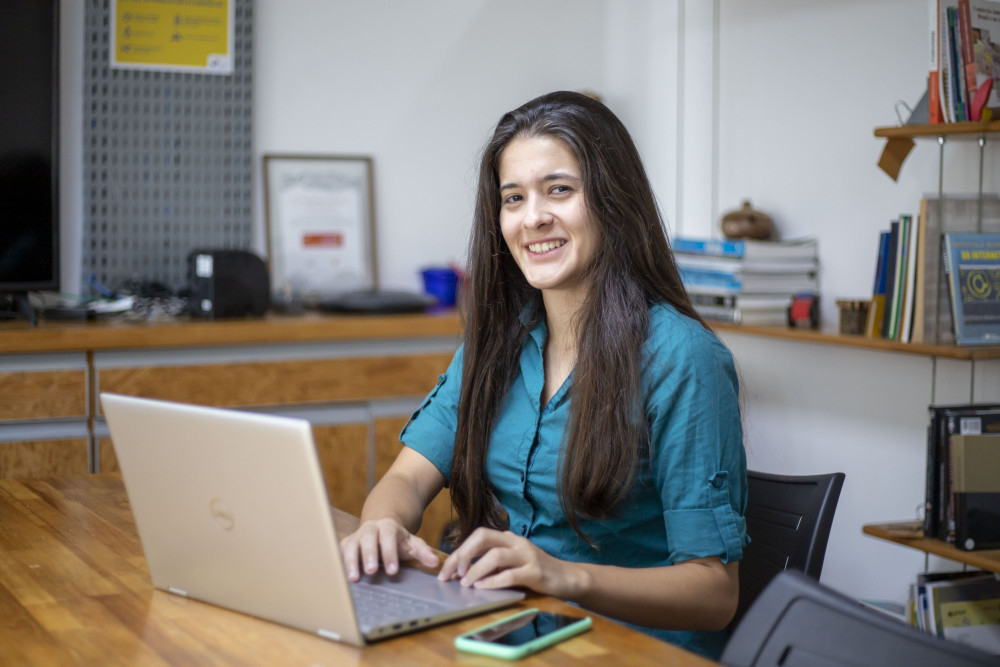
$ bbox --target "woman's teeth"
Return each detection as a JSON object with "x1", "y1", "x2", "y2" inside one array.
[{"x1": 528, "y1": 240, "x2": 566, "y2": 254}]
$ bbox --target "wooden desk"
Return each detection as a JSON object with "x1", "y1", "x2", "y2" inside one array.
[
  {"x1": 863, "y1": 521, "x2": 1000, "y2": 573},
  {"x1": 0, "y1": 475, "x2": 714, "y2": 666}
]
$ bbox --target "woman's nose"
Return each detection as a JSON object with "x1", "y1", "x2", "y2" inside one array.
[{"x1": 523, "y1": 196, "x2": 552, "y2": 229}]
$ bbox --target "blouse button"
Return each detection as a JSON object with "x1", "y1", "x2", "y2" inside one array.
[
  {"x1": 711, "y1": 474, "x2": 725, "y2": 489},
  {"x1": 521, "y1": 524, "x2": 528, "y2": 536}
]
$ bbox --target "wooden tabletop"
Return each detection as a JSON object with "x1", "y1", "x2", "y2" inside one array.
[{"x1": 0, "y1": 474, "x2": 714, "y2": 666}]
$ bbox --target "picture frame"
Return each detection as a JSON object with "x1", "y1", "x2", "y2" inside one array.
[{"x1": 262, "y1": 154, "x2": 377, "y2": 301}]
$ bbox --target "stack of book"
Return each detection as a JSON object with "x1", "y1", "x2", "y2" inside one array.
[
  {"x1": 928, "y1": 0, "x2": 1000, "y2": 125},
  {"x1": 866, "y1": 213, "x2": 922, "y2": 342},
  {"x1": 865, "y1": 196, "x2": 1000, "y2": 345},
  {"x1": 924, "y1": 403, "x2": 1000, "y2": 550},
  {"x1": 673, "y1": 237, "x2": 819, "y2": 326},
  {"x1": 908, "y1": 570, "x2": 1000, "y2": 655}
]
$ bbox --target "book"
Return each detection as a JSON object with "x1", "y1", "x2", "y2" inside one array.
[
  {"x1": 692, "y1": 303, "x2": 790, "y2": 327},
  {"x1": 687, "y1": 291, "x2": 794, "y2": 310},
  {"x1": 961, "y1": 0, "x2": 981, "y2": 104},
  {"x1": 950, "y1": 433, "x2": 1000, "y2": 550},
  {"x1": 914, "y1": 196, "x2": 1000, "y2": 345},
  {"x1": 949, "y1": 6, "x2": 970, "y2": 120},
  {"x1": 882, "y1": 221, "x2": 900, "y2": 338},
  {"x1": 943, "y1": 232, "x2": 1000, "y2": 345},
  {"x1": 886, "y1": 218, "x2": 912, "y2": 340},
  {"x1": 942, "y1": 1, "x2": 961, "y2": 121},
  {"x1": 931, "y1": 0, "x2": 945, "y2": 123},
  {"x1": 865, "y1": 230, "x2": 891, "y2": 337},
  {"x1": 924, "y1": 404, "x2": 1000, "y2": 541},
  {"x1": 672, "y1": 236, "x2": 818, "y2": 262},
  {"x1": 969, "y1": 0, "x2": 1000, "y2": 112},
  {"x1": 925, "y1": 574, "x2": 1000, "y2": 653},
  {"x1": 901, "y1": 213, "x2": 922, "y2": 342},
  {"x1": 674, "y1": 254, "x2": 818, "y2": 274},
  {"x1": 678, "y1": 265, "x2": 818, "y2": 295}
]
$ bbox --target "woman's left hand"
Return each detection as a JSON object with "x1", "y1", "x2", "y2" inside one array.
[{"x1": 437, "y1": 527, "x2": 586, "y2": 599}]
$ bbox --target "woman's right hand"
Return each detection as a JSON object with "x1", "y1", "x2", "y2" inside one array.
[{"x1": 340, "y1": 518, "x2": 440, "y2": 582}]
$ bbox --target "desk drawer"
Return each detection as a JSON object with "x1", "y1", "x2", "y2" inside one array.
[{"x1": 0, "y1": 354, "x2": 88, "y2": 422}]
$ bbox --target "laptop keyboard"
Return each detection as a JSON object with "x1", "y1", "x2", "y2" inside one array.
[{"x1": 350, "y1": 580, "x2": 450, "y2": 625}]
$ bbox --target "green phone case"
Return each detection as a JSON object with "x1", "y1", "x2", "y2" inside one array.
[{"x1": 454, "y1": 608, "x2": 592, "y2": 660}]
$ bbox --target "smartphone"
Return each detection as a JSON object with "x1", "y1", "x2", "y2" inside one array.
[{"x1": 455, "y1": 608, "x2": 592, "y2": 660}]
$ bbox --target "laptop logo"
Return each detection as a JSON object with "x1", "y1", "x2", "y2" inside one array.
[{"x1": 209, "y1": 498, "x2": 235, "y2": 531}]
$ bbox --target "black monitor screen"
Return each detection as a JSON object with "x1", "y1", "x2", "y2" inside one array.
[{"x1": 0, "y1": 0, "x2": 59, "y2": 292}]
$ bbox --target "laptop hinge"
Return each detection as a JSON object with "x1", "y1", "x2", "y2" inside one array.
[
  {"x1": 317, "y1": 629, "x2": 341, "y2": 641},
  {"x1": 166, "y1": 586, "x2": 188, "y2": 597}
]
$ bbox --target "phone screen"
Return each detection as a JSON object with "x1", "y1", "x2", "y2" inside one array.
[{"x1": 467, "y1": 611, "x2": 584, "y2": 647}]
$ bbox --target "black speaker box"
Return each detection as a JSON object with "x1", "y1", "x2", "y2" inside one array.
[{"x1": 187, "y1": 249, "x2": 270, "y2": 319}]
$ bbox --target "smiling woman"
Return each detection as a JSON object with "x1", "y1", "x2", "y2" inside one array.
[{"x1": 340, "y1": 91, "x2": 748, "y2": 661}]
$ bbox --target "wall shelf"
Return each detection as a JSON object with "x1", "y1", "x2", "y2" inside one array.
[
  {"x1": 863, "y1": 522, "x2": 1000, "y2": 573},
  {"x1": 875, "y1": 121, "x2": 1000, "y2": 140},
  {"x1": 712, "y1": 322, "x2": 1000, "y2": 361}
]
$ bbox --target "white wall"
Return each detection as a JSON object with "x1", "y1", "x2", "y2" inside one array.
[
  {"x1": 254, "y1": 0, "x2": 611, "y2": 291},
  {"x1": 54, "y1": 0, "x2": 996, "y2": 607},
  {"x1": 256, "y1": 0, "x2": 1000, "y2": 604}
]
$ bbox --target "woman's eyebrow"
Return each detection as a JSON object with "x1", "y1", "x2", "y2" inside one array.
[{"x1": 499, "y1": 171, "x2": 581, "y2": 191}]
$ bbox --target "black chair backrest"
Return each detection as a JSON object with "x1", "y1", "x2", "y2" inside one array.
[
  {"x1": 733, "y1": 470, "x2": 845, "y2": 629},
  {"x1": 721, "y1": 569, "x2": 998, "y2": 667}
]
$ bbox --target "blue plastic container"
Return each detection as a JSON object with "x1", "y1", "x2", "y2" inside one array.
[{"x1": 421, "y1": 267, "x2": 459, "y2": 307}]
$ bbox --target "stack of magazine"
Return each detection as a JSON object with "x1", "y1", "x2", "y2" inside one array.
[
  {"x1": 673, "y1": 236, "x2": 819, "y2": 326},
  {"x1": 908, "y1": 570, "x2": 1000, "y2": 656}
]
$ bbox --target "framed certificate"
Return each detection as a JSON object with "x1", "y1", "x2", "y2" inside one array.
[{"x1": 263, "y1": 154, "x2": 377, "y2": 301}]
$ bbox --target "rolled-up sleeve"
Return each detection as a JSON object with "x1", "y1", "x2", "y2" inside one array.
[
  {"x1": 399, "y1": 345, "x2": 465, "y2": 484},
  {"x1": 646, "y1": 320, "x2": 747, "y2": 565}
]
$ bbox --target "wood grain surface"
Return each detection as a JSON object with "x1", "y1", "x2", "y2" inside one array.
[{"x1": 0, "y1": 475, "x2": 714, "y2": 666}]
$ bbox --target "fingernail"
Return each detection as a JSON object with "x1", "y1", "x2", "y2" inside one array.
[
  {"x1": 387, "y1": 562, "x2": 397, "y2": 574},
  {"x1": 348, "y1": 568, "x2": 357, "y2": 580}
]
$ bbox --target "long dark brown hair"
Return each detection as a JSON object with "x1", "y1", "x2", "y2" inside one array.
[{"x1": 450, "y1": 91, "x2": 705, "y2": 545}]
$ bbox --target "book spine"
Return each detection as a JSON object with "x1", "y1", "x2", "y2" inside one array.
[
  {"x1": 679, "y1": 267, "x2": 742, "y2": 291},
  {"x1": 888, "y1": 219, "x2": 909, "y2": 340},
  {"x1": 931, "y1": 0, "x2": 944, "y2": 123},
  {"x1": 673, "y1": 238, "x2": 745, "y2": 258},
  {"x1": 959, "y1": 0, "x2": 979, "y2": 99},
  {"x1": 925, "y1": 410, "x2": 941, "y2": 538},
  {"x1": 881, "y1": 221, "x2": 900, "y2": 338},
  {"x1": 941, "y1": 3, "x2": 955, "y2": 122},
  {"x1": 948, "y1": 7, "x2": 968, "y2": 120},
  {"x1": 866, "y1": 231, "x2": 891, "y2": 338}
]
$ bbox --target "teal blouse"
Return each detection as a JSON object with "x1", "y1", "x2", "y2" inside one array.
[{"x1": 400, "y1": 303, "x2": 747, "y2": 659}]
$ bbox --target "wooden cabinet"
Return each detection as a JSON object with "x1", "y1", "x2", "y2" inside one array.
[
  {"x1": 0, "y1": 352, "x2": 90, "y2": 478},
  {"x1": 0, "y1": 312, "x2": 461, "y2": 545}
]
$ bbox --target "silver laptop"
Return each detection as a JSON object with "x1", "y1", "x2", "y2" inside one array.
[{"x1": 100, "y1": 392, "x2": 523, "y2": 646}]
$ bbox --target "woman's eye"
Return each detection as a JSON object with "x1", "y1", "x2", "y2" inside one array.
[
  {"x1": 550, "y1": 185, "x2": 571, "y2": 195},
  {"x1": 503, "y1": 194, "x2": 523, "y2": 205}
]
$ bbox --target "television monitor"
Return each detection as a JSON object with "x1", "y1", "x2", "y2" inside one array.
[{"x1": 0, "y1": 0, "x2": 60, "y2": 322}]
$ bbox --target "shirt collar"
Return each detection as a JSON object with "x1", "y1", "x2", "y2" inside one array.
[{"x1": 518, "y1": 302, "x2": 548, "y2": 350}]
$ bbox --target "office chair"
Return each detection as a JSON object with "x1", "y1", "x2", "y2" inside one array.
[
  {"x1": 731, "y1": 470, "x2": 846, "y2": 630},
  {"x1": 721, "y1": 569, "x2": 998, "y2": 667}
]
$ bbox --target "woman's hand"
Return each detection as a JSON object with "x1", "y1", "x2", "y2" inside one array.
[
  {"x1": 340, "y1": 518, "x2": 440, "y2": 582},
  {"x1": 437, "y1": 528, "x2": 587, "y2": 599}
]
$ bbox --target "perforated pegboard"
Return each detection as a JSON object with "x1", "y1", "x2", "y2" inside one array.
[{"x1": 82, "y1": 0, "x2": 253, "y2": 294}]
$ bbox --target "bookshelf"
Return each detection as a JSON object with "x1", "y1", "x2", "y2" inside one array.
[
  {"x1": 710, "y1": 323, "x2": 1000, "y2": 361},
  {"x1": 862, "y1": 522, "x2": 1000, "y2": 574},
  {"x1": 874, "y1": 120, "x2": 1000, "y2": 140}
]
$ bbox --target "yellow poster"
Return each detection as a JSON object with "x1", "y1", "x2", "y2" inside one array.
[{"x1": 110, "y1": 0, "x2": 233, "y2": 74}]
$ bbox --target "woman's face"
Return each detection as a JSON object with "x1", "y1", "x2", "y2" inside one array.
[{"x1": 498, "y1": 135, "x2": 598, "y2": 298}]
